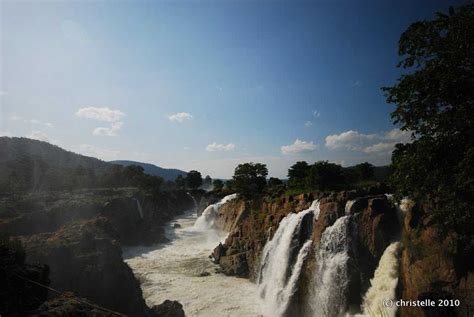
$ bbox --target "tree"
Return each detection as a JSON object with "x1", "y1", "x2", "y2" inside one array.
[
  {"x1": 203, "y1": 175, "x2": 212, "y2": 188},
  {"x1": 175, "y1": 175, "x2": 185, "y2": 190},
  {"x1": 288, "y1": 161, "x2": 310, "y2": 189},
  {"x1": 212, "y1": 179, "x2": 224, "y2": 191},
  {"x1": 232, "y1": 163, "x2": 268, "y2": 198},
  {"x1": 185, "y1": 170, "x2": 203, "y2": 190},
  {"x1": 267, "y1": 177, "x2": 283, "y2": 187},
  {"x1": 353, "y1": 162, "x2": 375, "y2": 181},
  {"x1": 383, "y1": 4, "x2": 474, "y2": 256},
  {"x1": 306, "y1": 161, "x2": 345, "y2": 190}
]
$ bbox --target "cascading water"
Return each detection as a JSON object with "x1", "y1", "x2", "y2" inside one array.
[
  {"x1": 124, "y1": 193, "x2": 262, "y2": 316},
  {"x1": 311, "y1": 215, "x2": 353, "y2": 317},
  {"x1": 345, "y1": 200, "x2": 355, "y2": 215},
  {"x1": 359, "y1": 242, "x2": 401, "y2": 317},
  {"x1": 194, "y1": 193, "x2": 237, "y2": 231},
  {"x1": 133, "y1": 198, "x2": 144, "y2": 219},
  {"x1": 257, "y1": 200, "x2": 319, "y2": 316},
  {"x1": 186, "y1": 192, "x2": 198, "y2": 210}
]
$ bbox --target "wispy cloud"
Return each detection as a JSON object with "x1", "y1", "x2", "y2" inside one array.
[
  {"x1": 351, "y1": 80, "x2": 362, "y2": 87},
  {"x1": 304, "y1": 121, "x2": 313, "y2": 128},
  {"x1": 27, "y1": 130, "x2": 49, "y2": 142},
  {"x1": 325, "y1": 128, "x2": 412, "y2": 154},
  {"x1": 281, "y1": 139, "x2": 318, "y2": 155},
  {"x1": 78, "y1": 144, "x2": 120, "y2": 160},
  {"x1": 76, "y1": 106, "x2": 125, "y2": 137},
  {"x1": 206, "y1": 142, "x2": 236, "y2": 152},
  {"x1": 9, "y1": 116, "x2": 53, "y2": 128},
  {"x1": 168, "y1": 112, "x2": 193, "y2": 123},
  {"x1": 93, "y1": 121, "x2": 123, "y2": 136},
  {"x1": 76, "y1": 107, "x2": 125, "y2": 122},
  {"x1": 313, "y1": 110, "x2": 321, "y2": 118}
]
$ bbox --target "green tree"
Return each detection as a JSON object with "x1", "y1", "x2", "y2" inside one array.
[
  {"x1": 212, "y1": 179, "x2": 224, "y2": 191},
  {"x1": 267, "y1": 177, "x2": 283, "y2": 187},
  {"x1": 353, "y1": 162, "x2": 375, "y2": 181},
  {"x1": 232, "y1": 163, "x2": 268, "y2": 198},
  {"x1": 288, "y1": 161, "x2": 310, "y2": 189},
  {"x1": 203, "y1": 175, "x2": 212, "y2": 188},
  {"x1": 306, "y1": 161, "x2": 345, "y2": 190},
  {"x1": 185, "y1": 170, "x2": 203, "y2": 189},
  {"x1": 175, "y1": 175, "x2": 186, "y2": 190},
  {"x1": 383, "y1": 4, "x2": 474, "y2": 256}
]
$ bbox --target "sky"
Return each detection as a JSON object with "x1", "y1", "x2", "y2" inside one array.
[{"x1": 0, "y1": 0, "x2": 468, "y2": 178}]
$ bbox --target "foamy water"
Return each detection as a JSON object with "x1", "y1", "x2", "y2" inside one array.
[{"x1": 123, "y1": 210, "x2": 263, "y2": 317}]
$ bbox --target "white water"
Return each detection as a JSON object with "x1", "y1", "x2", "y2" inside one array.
[
  {"x1": 345, "y1": 200, "x2": 355, "y2": 215},
  {"x1": 359, "y1": 242, "x2": 401, "y2": 317},
  {"x1": 258, "y1": 200, "x2": 318, "y2": 316},
  {"x1": 133, "y1": 198, "x2": 144, "y2": 219},
  {"x1": 194, "y1": 194, "x2": 238, "y2": 231},
  {"x1": 124, "y1": 196, "x2": 262, "y2": 316},
  {"x1": 311, "y1": 215, "x2": 352, "y2": 317}
]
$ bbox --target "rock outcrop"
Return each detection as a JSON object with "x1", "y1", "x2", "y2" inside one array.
[
  {"x1": 20, "y1": 218, "x2": 153, "y2": 317},
  {"x1": 0, "y1": 188, "x2": 195, "y2": 316},
  {"x1": 399, "y1": 203, "x2": 474, "y2": 317},
  {"x1": 152, "y1": 300, "x2": 186, "y2": 317}
]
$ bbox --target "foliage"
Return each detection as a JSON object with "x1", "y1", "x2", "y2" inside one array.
[
  {"x1": 306, "y1": 161, "x2": 346, "y2": 190},
  {"x1": 212, "y1": 179, "x2": 224, "y2": 191},
  {"x1": 203, "y1": 175, "x2": 213, "y2": 188},
  {"x1": 185, "y1": 170, "x2": 203, "y2": 190},
  {"x1": 287, "y1": 161, "x2": 310, "y2": 189},
  {"x1": 383, "y1": 4, "x2": 474, "y2": 256},
  {"x1": 174, "y1": 175, "x2": 185, "y2": 190},
  {"x1": 267, "y1": 177, "x2": 283, "y2": 187},
  {"x1": 232, "y1": 163, "x2": 268, "y2": 198}
]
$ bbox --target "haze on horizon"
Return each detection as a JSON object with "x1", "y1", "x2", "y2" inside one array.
[{"x1": 0, "y1": 0, "x2": 465, "y2": 178}]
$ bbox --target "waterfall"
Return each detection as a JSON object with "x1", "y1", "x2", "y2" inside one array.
[
  {"x1": 359, "y1": 242, "x2": 401, "y2": 317},
  {"x1": 311, "y1": 215, "x2": 353, "y2": 317},
  {"x1": 133, "y1": 198, "x2": 144, "y2": 219},
  {"x1": 257, "y1": 200, "x2": 319, "y2": 316},
  {"x1": 194, "y1": 194, "x2": 237, "y2": 231},
  {"x1": 186, "y1": 192, "x2": 198, "y2": 210},
  {"x1": 345, "y1": 200, "x2": 355, "y2": 215}
]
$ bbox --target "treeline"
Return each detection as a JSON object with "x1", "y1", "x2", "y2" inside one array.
[
  {"x1": 0, "y1": 154, "x2": 206, "y2": 195},
  {"x1": 216, "y1": 161, "x2": 385, "y2": 199}
]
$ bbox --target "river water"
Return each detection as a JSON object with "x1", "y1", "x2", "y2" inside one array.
[{"x1": 123, "y1": 210, "x2": 263, "y2": 316}]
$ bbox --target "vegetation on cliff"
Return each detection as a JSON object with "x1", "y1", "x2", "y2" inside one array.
[{"x1": 384, "y1": 3, "x2": 474, "y2": 259}]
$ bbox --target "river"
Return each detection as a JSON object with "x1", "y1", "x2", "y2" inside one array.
[{"x1": 123, "y1": 208, "x2": 263, "y2": 316}]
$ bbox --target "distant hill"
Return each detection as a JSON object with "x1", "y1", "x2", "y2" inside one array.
[
  {"x1": 110, "y1": 160, "x2": 187, "y2": 181},
  {"x1": 0, "y1": 137, "x2": 110, "y2": 177}
]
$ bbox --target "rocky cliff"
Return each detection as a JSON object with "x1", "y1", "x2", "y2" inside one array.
[
  {"x1": 399, "y1": 203, "x2": 474, "y2": 317},
  {"x1": 0, "y1": 188, "x2": 194, "y2": 316},
  {"x1": 209, "y1": 190, "x2": 473, "y2": 316}
]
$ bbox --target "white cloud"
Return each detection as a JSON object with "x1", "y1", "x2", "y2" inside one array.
[
  {"x1": 325, "y1": 128, "x2": 413, "y2": 154},
  {"x1": 0, "y1": 91, "x2": 6, "y2": 96},
  {"x1": 363, "y1": 142, "x2": 397, "y2": 154},
  {"x1": 10, "y1": 115, "x2": 22, "y2": 121},
  {"x1": 281, "y1": 139, "x2": 318, "y2": 155},
  {"x1": 27, "y1": 131, "x2": 49, "y2": 142},
  {"x1": 352, "y1": 80, "x2": 362, "y2": 87},
  {"x1": 76, "y1": 107, "x2": 125, "y2": 122},
  {"x1": 93, "y1": 121, "x2": 123, "y2": 136},
  {"x1": 0, "y1": 131, "x2": 12, "y2": 137},
  {"x1": 206, "y1": 142, "x2": 236, "y2": 152},
  {"x1": 168, "y1": 112, "x2": 193, "y2": 123},
  {"x1": 325, "y1": 130, "x2": 376, "y2": 150},
  {"x1": 78, "y1": 144, "x2": 120, "y2": 160},
  {"x1": 304, "y1": 121, "x2": 313, "y2": 128},
  {"x1": 313, "y1": 110, "x2": 321, "y2": 118}
]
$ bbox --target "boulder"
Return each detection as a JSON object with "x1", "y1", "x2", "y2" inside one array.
[{"x1": 152, "y1": 300, "x2": 185, "y2": 317}]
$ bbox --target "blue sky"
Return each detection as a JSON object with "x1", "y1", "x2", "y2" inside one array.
[{"x1": 0, "y1": 0, "x2": 467, "y2": 178}]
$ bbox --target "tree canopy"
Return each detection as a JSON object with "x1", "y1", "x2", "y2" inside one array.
[
  {"x1": 232, "y1": 163, "x2": 268, "y2": 198},
  {"x1": 384, "y1": 4, "x2": 474, "y2": 256}
]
